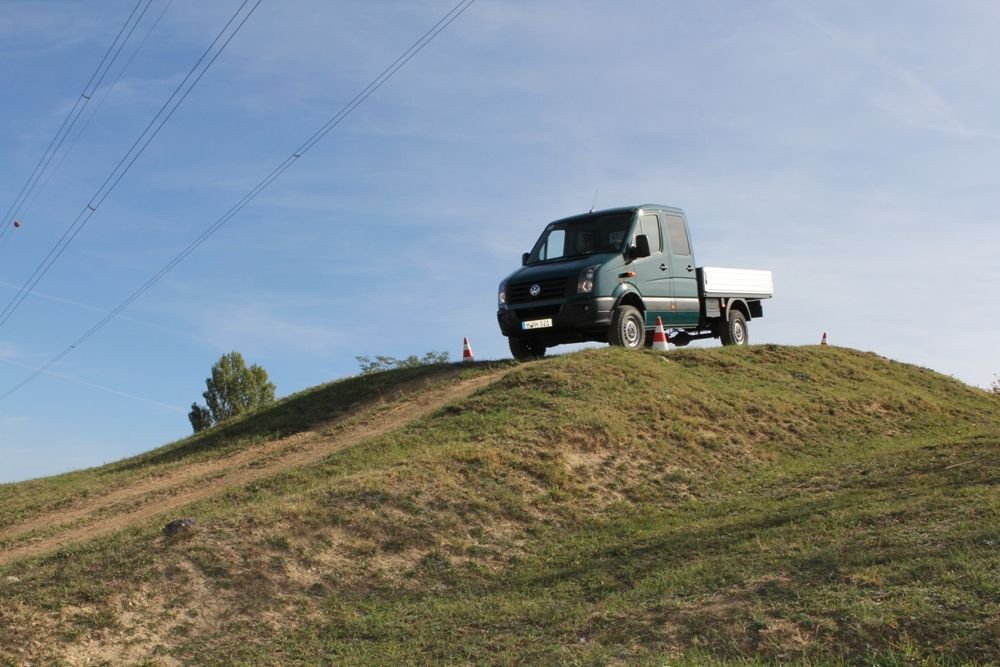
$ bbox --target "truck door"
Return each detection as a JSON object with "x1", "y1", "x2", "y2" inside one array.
[
  {"x1": 662, "y1": 213, "x2": 699, "y2": 326},
  {"x1": 631, "y1": 212, "x2": 671, "y2": 327}
]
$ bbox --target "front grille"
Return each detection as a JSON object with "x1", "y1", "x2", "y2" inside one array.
[
  {"x1": 507, "y1": 277, "x2": 569, "y2": 304},
  {"x1": 512, "y1": 305, "x2": 561, "y2": 320}
]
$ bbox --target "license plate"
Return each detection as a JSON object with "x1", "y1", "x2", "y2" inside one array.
[{"x1": 521, "y1": 318, "x2": 553, "y2": 330}]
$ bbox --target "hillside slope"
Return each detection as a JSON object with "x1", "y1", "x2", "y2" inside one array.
[{"x1": 1, "y1": 346, "x2": 998, "y2": 665}]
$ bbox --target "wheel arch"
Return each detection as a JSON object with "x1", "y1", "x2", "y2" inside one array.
[
  {"x1": 727, "y1": 298, "x2": 751, "y2": 321},
  {"x1": 614, "y1": 290, "x2": 645, "y2": 315}
]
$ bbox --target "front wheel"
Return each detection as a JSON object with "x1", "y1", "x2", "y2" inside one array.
[
  {"x1": 720, "y1": 310, "x2": 748, "y2": 346},
  {"x1": 609, "y1": 305, "x2": 646, "y2": 349},
  {"x1": 509, "y1": 337, "x2": 546, "y2": 361}
]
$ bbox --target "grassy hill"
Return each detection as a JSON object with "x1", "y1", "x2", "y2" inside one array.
[{"x1": 1, "y1": 346, "x2": 998, "y2": 665}]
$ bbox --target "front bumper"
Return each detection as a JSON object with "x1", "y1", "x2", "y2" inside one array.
[{"x1": 497, "y1": 297, "x2": 614, "y2": 342}]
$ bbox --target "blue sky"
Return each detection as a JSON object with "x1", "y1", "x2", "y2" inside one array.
[{"x1": 1, "y1": 0, "x2": 999, "y2": 483}]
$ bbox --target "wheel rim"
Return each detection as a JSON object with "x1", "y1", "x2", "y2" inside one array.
[
  {"x1": 734, "y1": 320, "x2": 746, "y2": 344},
  {"x1": 624, "y1": 318, "x2": 640, "y2": 347}
]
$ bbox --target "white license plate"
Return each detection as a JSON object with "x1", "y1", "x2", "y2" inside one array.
[{"x1": 521, "y1": 318, "x2": 553, "y2": 330}]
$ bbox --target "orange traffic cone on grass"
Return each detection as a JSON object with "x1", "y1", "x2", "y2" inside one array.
[
  {"x1": 652, "y1": 317, "x2": 670, "y2": 352},
  {"x1": 463, "y1": 337, "x2": 474, "y2": 362}
]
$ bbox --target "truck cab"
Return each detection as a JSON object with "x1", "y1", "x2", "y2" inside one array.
[{"x1": 497, "y1": 204, "x2": 772, "y2": 360}]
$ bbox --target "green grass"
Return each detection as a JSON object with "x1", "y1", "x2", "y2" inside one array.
[
  {"x1": 1, "y1": 346, "x2": 998, "y2": 665},
  {"x1": 0, "y1": 360, "x2": 506, "y2": 532}
]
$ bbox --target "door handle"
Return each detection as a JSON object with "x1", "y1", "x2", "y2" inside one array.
[
  {"x1": 686, "y1": 265, "x2": 694, "y2": 272},
  {"x1": 659, "y1": 263, "x2": 668, "y2": 271}
]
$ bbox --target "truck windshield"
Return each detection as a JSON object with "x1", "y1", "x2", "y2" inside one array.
[{"x1": 527, "y1": 212, "x2": 633, "y2": 265}]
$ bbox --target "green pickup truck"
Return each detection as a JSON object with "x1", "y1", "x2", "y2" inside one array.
[{"x1": 497, "y1": 204, "x2": 773, "y2": 360}]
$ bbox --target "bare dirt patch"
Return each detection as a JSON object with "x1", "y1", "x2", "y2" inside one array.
[{"x1": 0, "y1": 369, "x2": 505, "y2": 567}]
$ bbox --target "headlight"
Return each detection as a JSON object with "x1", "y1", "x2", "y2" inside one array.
[
  {"x1": 498, "y1": 281, "x2": 507, "y2": 306},
  {"x1": 577, "y1": 264, "x2": 600, "y2": 294}
]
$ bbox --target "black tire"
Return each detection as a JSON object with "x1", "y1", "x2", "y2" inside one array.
[
  {"x1": 720, "y1": 310, "x2": 748, "y2": 346},
  {"x1": 609, "y1": 305, "x2": 646, "y2": 349},
  {"x1": 509, "y1": 337, "x2": 546, "y2": 361}
]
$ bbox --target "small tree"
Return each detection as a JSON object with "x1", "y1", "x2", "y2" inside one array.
[
  {"x1": 188, "y1": 351, "x2": 276, "y2": 432},
  {"x1": 991, "y1": 374, "x2": 1000, "y2": 395},
  {"x1": 188, "y1": 403, "x2": 213, "y2": 433}
]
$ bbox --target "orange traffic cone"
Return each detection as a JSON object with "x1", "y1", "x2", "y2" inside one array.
[
  {"x1": 463, "y1": 337, "x2": 474, "y2": 362},
  {"x1": 820, "y1": 332, "x2": 828, "y2": 346},
  {"x1": 652, "y1": 317, "x2": 670, "y2": 352}
]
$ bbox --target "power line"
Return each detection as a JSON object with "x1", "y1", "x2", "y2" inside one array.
[
  {"x1": 21, "y1": 0, "x2": 178, "y2": 217},
  {"x1": 0, "y1": 0, "x2": 155, "y2": 249},
  {"x1": 0, "y1": 0, "x2": 262, "y2": 330},
  {"x1": 0, "y1": 0, "x2": 478, "y2": 403}
]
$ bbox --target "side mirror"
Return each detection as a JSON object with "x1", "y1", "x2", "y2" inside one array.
[
  {"x1": 630, "y1": 235, "x2": 651, "y2": 260},
  {"x1": 521, "y1": 252, "x2": 530, "y2": 266}
]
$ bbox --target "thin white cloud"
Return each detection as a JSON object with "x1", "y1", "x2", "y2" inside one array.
[
  {"x1": 0, "y1": 357, "x2": 184, "y2": 412},
  {"x1": 0, "y1": 279, "x2": 208, "y2": 345},
  {"x1": 0, "y1": 340, "x2": 17, "y2": 361},
  {"x1": 0, "y1": 415, "x2": 29, "y2": 428},
  {"x1": 161, "y1": 288, "x2": 345, "y2": 357},
  {"x1": 786, "y1": 3, "x2": 1000, "y2": 141},
  {"x1": 0, "y1": 2, "x2": 101, "y2": 56}
]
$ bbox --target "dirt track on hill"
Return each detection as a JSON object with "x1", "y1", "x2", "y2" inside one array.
[{"x1": 0, "y1": 369, "x2": 504, "y2": 566}]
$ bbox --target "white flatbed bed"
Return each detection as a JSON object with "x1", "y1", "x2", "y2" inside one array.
[{"x1": 699, "y1": 267, "x2": 774, "y2": 300}]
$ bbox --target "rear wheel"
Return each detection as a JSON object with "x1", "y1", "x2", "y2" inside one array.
[
  {"x1": 720, "y1": 310, "x2": 748, "y2": 346},
  {"x1": 609, "y1": 305, "x2": 645, "y2": 349},
  {"x1": 509, "y1": 337, "x2": 546, "y2": 361}
]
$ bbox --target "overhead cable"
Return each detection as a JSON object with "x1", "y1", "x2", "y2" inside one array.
[
  {"x1": 0, "y1": 0, "x2": 155, "y2": 249},
  {"x1": 0, "y1": 0, "x2": 262, "y2": 329},
  {"x1": 0, "y1": 0, "x2": 477, "y2": 402},
  {"x1": 21, "y1": 0, "x2": 178, "y2": 217}
]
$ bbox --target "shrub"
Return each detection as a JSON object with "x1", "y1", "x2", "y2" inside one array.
[{"x1": 356, "y1": 351, "x2": 450, "y2": 375}]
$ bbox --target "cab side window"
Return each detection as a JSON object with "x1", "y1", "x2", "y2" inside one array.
[
  {"x1": 637, "y1": 214, "x2": 662, "y2": 253},
  {"x1": 665, "y1": 215, "x2": 691, "y2": 256}
]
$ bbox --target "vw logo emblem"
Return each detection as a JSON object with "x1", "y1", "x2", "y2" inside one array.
[{"x1": 529, "y1": 284, "x2": 541, "y2": 297}]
